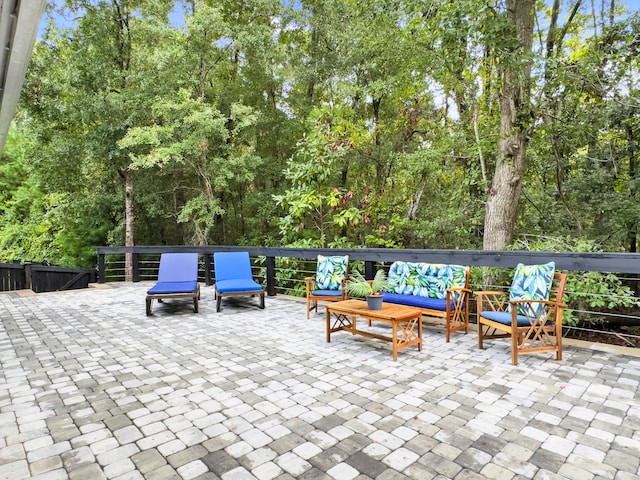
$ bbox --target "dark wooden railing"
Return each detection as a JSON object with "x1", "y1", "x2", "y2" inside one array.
[
  {"x1": 96, "y1": 245, "x2": 640, "y2": 296},
  {"x1": 0, "y1": 262, "x2": 96, "y2": 293},
  {"x1": 0, "y1": 262, "x2": 26, "y2": 290},
  {"x1": 29, "y1": 264, "x2": 96, "y2": 293}
]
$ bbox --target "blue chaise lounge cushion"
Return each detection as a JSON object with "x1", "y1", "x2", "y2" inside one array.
[
  {"x1": 147, "y1": 253, "x2": 199, "y2": 295},
  {"x1": 215, "y1": 279, "x2": 262, "y2": 293},
  {"x1": 147, "y1": 281, "x2": 198, "y2": 295}
]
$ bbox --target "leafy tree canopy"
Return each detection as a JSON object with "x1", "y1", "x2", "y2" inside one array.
[{"x1": 0, "y1": 0, "x2": 638, "y2": 269}]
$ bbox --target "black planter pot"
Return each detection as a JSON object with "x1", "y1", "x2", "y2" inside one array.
[{"x1": 366, "y1": 294, "x2": 384, "y2": 310}]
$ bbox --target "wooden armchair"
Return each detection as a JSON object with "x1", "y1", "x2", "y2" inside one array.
[
  {"x1": 306, "y1": 255, "x2": 349, "y2": 319},
  {"x1": 475, "y1": 266, "x2": 567, "y2": 366}
]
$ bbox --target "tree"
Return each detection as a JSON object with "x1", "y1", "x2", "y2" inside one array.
[
  {"x1": 273, "y1": 113, "x2": 360, "y2": 248},
  {"x1": 23, "y1": 0, "x2": 180, "y2": 276},
  {"x1": 482, "y1": 0, "x2": 535, "y2": 251},
  {"x1": 119, "y1": 0, "x2": 284, "y2": 245},
  {"x1": 9, "y1": 0, "x2": 640, "y2": 270}
]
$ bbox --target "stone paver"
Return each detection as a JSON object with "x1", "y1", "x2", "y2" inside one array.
[{"x1": 1, "y1": 283, "x2": 640, "y2": 479}]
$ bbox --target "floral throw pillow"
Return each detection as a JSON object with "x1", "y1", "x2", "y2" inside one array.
[
  {"x1": 387, "y1": 262, "x2": 466, "y2": 298},
  {"x1": 316, "y1": 255, "x2": 349, "y2": 291},
  {"x1": 509, "y1": 262, "x2": 555, "y2": 317}
]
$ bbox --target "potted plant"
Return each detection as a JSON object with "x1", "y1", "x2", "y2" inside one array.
[{"x1": 345, "y1": 269, "x2": 390, "y2": 310}]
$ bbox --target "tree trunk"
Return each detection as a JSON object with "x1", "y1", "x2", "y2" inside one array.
[
  {"x1": 483, "y1": 0, "x2": 535, "y2": 251},
  {"x1": 627, "y1": 123, "x2": 637, "y2": 253},
  {"x1": 124, "y1": 169, "x2": 134, "y2": 282},
  {"x1": 407, "y1": 177, "x2": 426, "y2": 221}
]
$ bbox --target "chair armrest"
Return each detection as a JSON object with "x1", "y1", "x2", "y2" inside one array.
[
  {"x1": 448, "y1": 286, "x2": 472, "y2": 295},
  {"x1": 305, "y1": 276, "x2": 316, "y2": 295},
  {"x1": 473, "y1": 290, "x2": 506, "y2": 296},
  {"x1": 341, "y1": 278, "x2": 349, "y2": 299},
  {"x1": 475, "y1": 290, "x2": 509, "y2": 312},
  {"x1": 509, "y1": 298, "x2": 564, "y2": 324},
  {"x1": 449, "y1": 286, "x2": 472, "y2": 292},
  {"x1": 447, "y1": 286, "x2": 471, "y2": 303}
]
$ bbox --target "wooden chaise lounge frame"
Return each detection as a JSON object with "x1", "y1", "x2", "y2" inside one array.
[{"x1": 146, "y1": 286, "x2": 200, "y2": 316}]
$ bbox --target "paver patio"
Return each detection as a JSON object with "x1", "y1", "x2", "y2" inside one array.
[{"x1": 1, "y1": 282, "x2": 639, "y2": 480}]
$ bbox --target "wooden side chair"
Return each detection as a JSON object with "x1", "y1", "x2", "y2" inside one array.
[
  {"x1": 305, "y1": 255, "x2": 349, "y2": 319},
  {"x1": 475, "y1": 262, "x2": 567, "y2": 365}
]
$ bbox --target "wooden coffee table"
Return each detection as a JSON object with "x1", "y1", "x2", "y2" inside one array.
[{"x1": 325, "y1": 299, "x2": 423, "y2": 361}]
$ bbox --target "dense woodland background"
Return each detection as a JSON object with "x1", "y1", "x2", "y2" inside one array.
[{"x1": 1, "y1": 0, "x2": 639, "y2": 272}]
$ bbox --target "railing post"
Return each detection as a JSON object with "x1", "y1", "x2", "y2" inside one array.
[
  {"x1": 364, "y1": 261, "x2": 376, "y2": 279},
  {"x1": 98, "y1": 253, "x2": 105, "y2": 283},
  {"x1": 266, "y1": 255, "x2": 276, "y2": 296},
  {"x1": 24, "y1": 262, "x2": 32, "y2": 291},
  {"x1": 204, "y1": 253, "x2": 212, "y2": 286},
  {"x1": 132, "y1": 252, "x2": 140, "y2": 282}
]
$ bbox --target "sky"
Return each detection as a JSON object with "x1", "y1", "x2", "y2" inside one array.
[{"x1": 38, "y1": 0, "x2": 639, "y2": 39}]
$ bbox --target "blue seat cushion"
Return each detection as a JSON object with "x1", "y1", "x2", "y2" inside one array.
[
  {"x1": 311, "y1": 289, "x2": 343, "y2": 297},
  {"x1": 480, "y1": 311, "x2": 537, "y2": 327},
  {"x1": 147, "y1": 281, "x2": 198, "y2": 295},
  {"x1": 216, "y1": 279, "x2": 262, "y2": 293},
  {"x1": 383, "y1": 293, "x2": 462, "y2": 311}
]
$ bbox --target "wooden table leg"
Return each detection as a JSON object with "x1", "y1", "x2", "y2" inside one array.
[
  {"x1": 326, "y1": 308, "x2": 331, "y2": 343},
  {"x1": 392, "y1": 320, "x2": 398, "y2": 361}
]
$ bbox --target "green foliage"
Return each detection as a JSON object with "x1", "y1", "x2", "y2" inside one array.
[
  {"x1": 566, "y1": 271, "x2": 639, "y2": 308},
  {"x1": 118, "y1": 89, "x2": 262, "y2": 244},
  {"x1": 270, "y1": 254, "x2": 316, "y2": 298},
  {"x1": 4, "y1": 0, "x2": 640, "y2": 296},
  {"x1": 0, "y1": 129, "x2": 102, "y2": 267},
  {"x1": 345, "y1": 269, "x2": 390, "y2": 298},
  {"x1": 509, "y1": 236, "x2": 640, "y2": 327},
  {"x1": 273, "y1": 115, "x2": 361, "y2": 247}
]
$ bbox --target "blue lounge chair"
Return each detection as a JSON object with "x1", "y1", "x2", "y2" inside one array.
[
  {"x1": 146, "y1": 253, "x2": 200, "y2": 316},
  {"x1": 214, "y1": 252, "x2": 265, "y2": 312}
]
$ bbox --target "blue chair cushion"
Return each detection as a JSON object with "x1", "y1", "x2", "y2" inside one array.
[
  {"x1": 383, "y1": 293, "x2": 462, "y2": 311},
  {"x1": 312, "y1": 289, "x2": 344, "y2": 297},
  {"x1": 480, "y1": 310, "x2": 536, "y2": 328},
  {"x1": 147, "y1": 281, "x2": 198, "y2": 295},
  {"x1": 216, "y1": 279, "x2": 262, "y2": 293}
]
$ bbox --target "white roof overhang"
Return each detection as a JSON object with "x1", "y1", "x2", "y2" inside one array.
[{"x1": 0, "y1": 0, "x2": 46, "y2": 154}]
